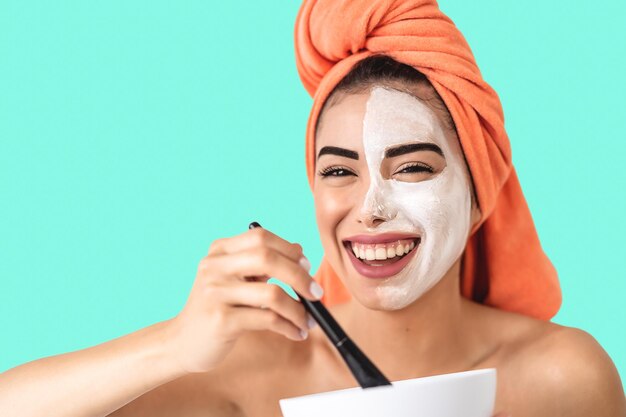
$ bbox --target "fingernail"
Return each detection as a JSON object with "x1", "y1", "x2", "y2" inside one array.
[
  {"x1": 307, "y1": 314, "x2": 317, "y2": 329},
  {"x1": 299, "y1": 329, "x2": 308, "y2": 340},
  {"x1": 309, "y1": 281, "x2": 324, "y2": 299},
  {"x1": 299, "y1": 256, "x2": 311, "y2": 272}
]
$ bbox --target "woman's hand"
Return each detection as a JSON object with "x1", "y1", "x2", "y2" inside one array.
[
  {"x1": 492, "y1": 412, "x2": 510, "y2": 417},
  {"x1": 164, "y1": 227, "x2": 322, "y2": 374}
]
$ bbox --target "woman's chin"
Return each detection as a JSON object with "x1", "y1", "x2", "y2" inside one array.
[{"x1": 346, "y1": 278, "x2": 417, "y2": 311}]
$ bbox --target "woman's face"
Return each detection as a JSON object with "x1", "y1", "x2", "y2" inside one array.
[{"x1": 313, "y1": 85, "x2": 475, "y2": 310}]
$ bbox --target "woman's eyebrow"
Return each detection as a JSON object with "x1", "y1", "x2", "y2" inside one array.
[
  {"x1": 317, "y1": 146, "x2": 359, "y2": 160},
  {"x1": 385, "y1": 142, "x2": 444, "y2": 158}
]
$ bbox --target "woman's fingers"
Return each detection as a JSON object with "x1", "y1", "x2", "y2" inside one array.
[
  {"x1": 208, "y1": 227, "x2": 306, "y2": 264},
  {"x1": 207, "y1": 227, "x2": 312, "y2": 286},
  {"x1": 205, "y1": 247, "x2": 323, "y2": 301},
  {"x1": 227, "y1": 305, "x2": 309, "y2": 341},
  {"x1": 213, "y1": 281, "x2": 312, "y2": 334}
]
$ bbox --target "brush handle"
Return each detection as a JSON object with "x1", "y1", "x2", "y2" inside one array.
[
  {"x1": 248, "y1": 221, "x2": 392, "y2": 388},
  {"x1": 337, "y1": 337, "x2": 393, "y2": 388},
  {"x1": 298, "y1": 297, "x2": 346, "y2": 344},
  {"x1": 296, "y1": 293, "x2": 392, "y2": 388}
]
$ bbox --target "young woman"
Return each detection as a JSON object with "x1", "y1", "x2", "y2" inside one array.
[{"x1": 1, "y1": 1, "x2": 624, "y2": 416}]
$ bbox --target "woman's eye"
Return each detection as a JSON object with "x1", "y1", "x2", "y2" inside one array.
[
  {"x1": 395, "y1": 163, "x2": 434, "y2": 175},
  {"x1": 318, "y1": 167, "x2": 356, "y2": 177}
]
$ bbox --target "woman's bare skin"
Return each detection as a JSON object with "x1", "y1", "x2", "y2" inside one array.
[
  {"x1": 104, "y1": 256, "x2": 624, "y2": 417},
  {"x1": 110, "y1": 266, "x2": 625, "y2": 417}
]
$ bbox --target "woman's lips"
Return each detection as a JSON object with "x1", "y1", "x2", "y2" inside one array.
[
  {"x1": 343, "y1": 232, "x2": 420, "y2": 244},
  {"x1": 344, "y1": 238, "x2": 420, "y2": 279}
]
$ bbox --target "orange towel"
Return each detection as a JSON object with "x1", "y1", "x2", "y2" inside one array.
[{"x1": 294, "y1": 0, "x2": 562, "y2": 320}]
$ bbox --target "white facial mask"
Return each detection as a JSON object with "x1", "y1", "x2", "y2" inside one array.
[{"x1": 361, "y1": 86, "x2": 472, "y2": 309}]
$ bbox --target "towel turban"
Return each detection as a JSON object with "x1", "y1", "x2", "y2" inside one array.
[{"x1": 294, "y1": 0, "x2": 561, "y2": 320}]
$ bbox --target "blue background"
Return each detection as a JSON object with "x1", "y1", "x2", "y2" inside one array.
[{"x1": 1, "y1": 1, "x2": 624, "y2": 382}]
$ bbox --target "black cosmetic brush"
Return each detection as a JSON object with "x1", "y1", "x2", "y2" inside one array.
[{"x1": 248, "y1": 221, "x2": 392, "y2": 389}]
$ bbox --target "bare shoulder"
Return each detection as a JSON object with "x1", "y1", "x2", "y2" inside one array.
[
  {"x1": 486, "y1": 308, "x2": 626, "y2": 417},
  {"x1": 526, "y1": 325, "x2": 624, "y2": 415}
]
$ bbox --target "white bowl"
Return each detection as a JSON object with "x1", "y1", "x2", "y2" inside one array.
[{"x1": 279, "y1": 368, "x2": 497, "y2": 417}]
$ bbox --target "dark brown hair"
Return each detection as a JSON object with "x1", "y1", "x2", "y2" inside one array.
[{"x1": 317, "y1": 54, "x2": 456, "y2": 134}]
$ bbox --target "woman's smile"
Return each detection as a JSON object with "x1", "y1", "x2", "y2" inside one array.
[
  {"x1": 343, "y1": 236, "x2": 422, "y2": 279},
  {"x1": 341, "y1": 232, "x2": 421, "y2": 278}
]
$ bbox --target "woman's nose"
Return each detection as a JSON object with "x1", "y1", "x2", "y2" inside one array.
[
  {"x1": 358, "y1": 211, "x2": 391, "y2": 228},
  {"x1": 357, "y1": 188, "x2": 397, "y2": 227}
]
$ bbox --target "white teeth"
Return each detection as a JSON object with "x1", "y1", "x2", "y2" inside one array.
[{"x1": 350, "y1": 239, "x2": 419, "y2": 261}]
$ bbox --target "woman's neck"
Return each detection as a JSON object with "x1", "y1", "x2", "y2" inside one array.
[{"x1": 340, "y1": 260, "x2": 486, "y2": 380}]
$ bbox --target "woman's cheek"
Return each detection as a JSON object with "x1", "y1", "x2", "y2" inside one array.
[
  {"x1": 390, "y1": 183, "x2": 440, "y2": 228},
  {"x1": 315, "y1": 187, "x2": 346, "y2": 234}
]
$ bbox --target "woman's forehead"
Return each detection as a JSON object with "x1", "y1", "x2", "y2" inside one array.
[
  {"x1": 315, "y1": 87, "x2": 447, "y2": 154},
  {"x1": 315, "y1": 92, "x2": 368, "y2": 151}
]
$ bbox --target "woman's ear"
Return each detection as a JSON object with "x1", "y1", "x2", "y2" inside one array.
[
  {"x1": 469, "y1": 186, "x2": 482, "y2": 229},
  {"x1": 470, "y1": 202, "x2": 481, "y2": 229}
]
